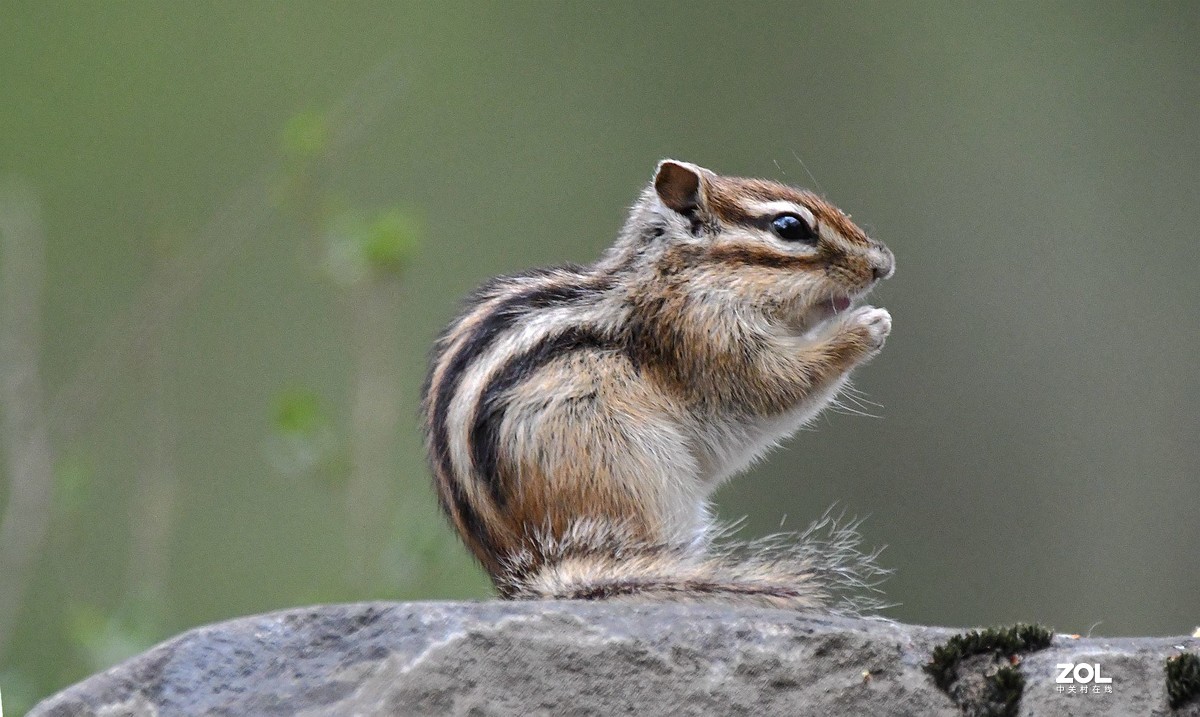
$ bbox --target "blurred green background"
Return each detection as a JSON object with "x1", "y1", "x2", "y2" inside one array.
[{"x1": 2, "y1": 2, "x2": 1198, "y2": 710}]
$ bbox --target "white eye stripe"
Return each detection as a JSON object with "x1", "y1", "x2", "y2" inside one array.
[{"x1": 744, "y1": 200, "x2": 816, "y2": 229}]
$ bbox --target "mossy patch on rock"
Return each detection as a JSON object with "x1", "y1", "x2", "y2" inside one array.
[
  {"x1": 925, "y1": 623, "x2": 1053, "y2": 717},
  {"x1": 1167, "y1": 651, "x2": 1200, "y2": 710}
]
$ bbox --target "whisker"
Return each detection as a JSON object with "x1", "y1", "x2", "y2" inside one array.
[{"x1": 790, "y1": 148, "x2": 826, "y2": 195}]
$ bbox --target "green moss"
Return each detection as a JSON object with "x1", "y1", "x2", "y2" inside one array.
[
  {"x1": 926, "y1": 623, "x2": 1054, "y2": 691},
  {"x1": 1166, "y1": 652, "x2": 1200, "y2": 709},
  {"x1": 925, "y1": 623, "x2": 1053, "y2": 717},
  {"x1": 986, "y1": 665, "x2": 1026, "y2": 717}
]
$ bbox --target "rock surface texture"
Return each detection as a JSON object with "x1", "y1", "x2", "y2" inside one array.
[{"x1": 29, "y1": 601, "x2": 1200, "y2": 716}]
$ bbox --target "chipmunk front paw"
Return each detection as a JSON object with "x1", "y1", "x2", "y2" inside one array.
[{"x1": 849, "y1": 306, "x2": 891, "y2": 351}]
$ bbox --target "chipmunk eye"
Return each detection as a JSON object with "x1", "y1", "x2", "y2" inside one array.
[{"x1": 770, "y1": 214, "x2": 818, "y2": 244}]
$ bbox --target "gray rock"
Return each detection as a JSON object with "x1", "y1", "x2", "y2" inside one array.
[{"x1": 28, "y1": 601, "x2": 1200, "y2": 716}]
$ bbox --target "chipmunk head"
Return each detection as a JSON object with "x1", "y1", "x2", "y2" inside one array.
[{"x1": 619, "y1": 159, "x2": 894, "y2": 334}]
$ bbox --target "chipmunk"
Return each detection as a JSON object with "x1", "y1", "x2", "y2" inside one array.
[{"x1": 422, "y1": 160, "x2": 894, "y2": 609}]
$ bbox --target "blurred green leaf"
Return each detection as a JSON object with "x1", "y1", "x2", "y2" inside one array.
[
  {"x1": 280, "y1": 110, "x2": 330, "y2": 160},
  {"x1": 321, "y1": 207, "x2": 420, "y2": 286},
  {"x1": 363, "y1": 209, "x2": 420, "y2": 270},
  {"x1": 274, "y1": 388, "x2": 325, "y2": 436},
  {"x1": 264, "y1": 388, "x2": 340, "y2": 481}
]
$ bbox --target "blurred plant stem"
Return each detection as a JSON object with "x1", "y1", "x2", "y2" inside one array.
[
  {"x1": 0, "y1": 55, "x2": 407, "y2": 681},
  {"x1": 284, "y1": 123, "x2": 414, "y2": 588},
  {"x1": 0, "y1": 179, "x2": 54, "y2": 655},
  {"x1": 125, "y1": 253, "x2": 179, "y2": 607},
  {"x1": 342, "y1": 278, "x2": 405, "y2": 587},
  {"x1": 45, "y1": 55, "x2": 408, "y2": 445},
  {"x1": 46, "y1": 179, "x2": 274, "y2": 444}
]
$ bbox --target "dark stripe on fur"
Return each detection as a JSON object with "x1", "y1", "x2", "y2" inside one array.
[
  {"x1": 470, "y1": 326, "x2": 615, "y2": 507},
  {"x1": 434, "y1": 465, "x2": 492, "y2": 560},
  {"x1": 429, "y1": 276, "x2": 604, "y2": 481},
  {"x1": 625, "y1": 293, "x2": 686, "y2": 374},
  {"x1": 425, "y1": 271, "x2": 610, "y2": 547},
  {"x1": 567, "y1": 580, "x2": 810, "y2": 601},
  {"x1": 705, "y1": 245, "x2": 824, "y2": 271},
  {"x1": 462, "y1": 264, "x2": 584, "y2": 306}
]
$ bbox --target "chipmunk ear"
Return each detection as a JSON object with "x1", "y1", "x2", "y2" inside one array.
[{"x1": 653, "y1": 159, "x2": 709, "y2": 215}]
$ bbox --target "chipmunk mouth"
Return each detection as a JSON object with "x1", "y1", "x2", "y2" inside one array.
[
  {"x1": 829, "y1": 295, "x2": 853, "y2": 313},
  {"x1": 792, "y1": 293, "x2": 857, "y2": 335}
]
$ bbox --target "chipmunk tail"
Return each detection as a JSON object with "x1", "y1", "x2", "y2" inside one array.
[{"x1": 497, "y1": 510, "x2": 891, "y2": 614}]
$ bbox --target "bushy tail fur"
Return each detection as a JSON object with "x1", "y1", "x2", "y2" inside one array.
[{"x1": 497, "y1": 511, "x2": 890, "y2": 614}]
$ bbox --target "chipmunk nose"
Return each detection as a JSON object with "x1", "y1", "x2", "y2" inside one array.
[{"x1": 870, "y1": 246, "x2": 895, "y2": 281}]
